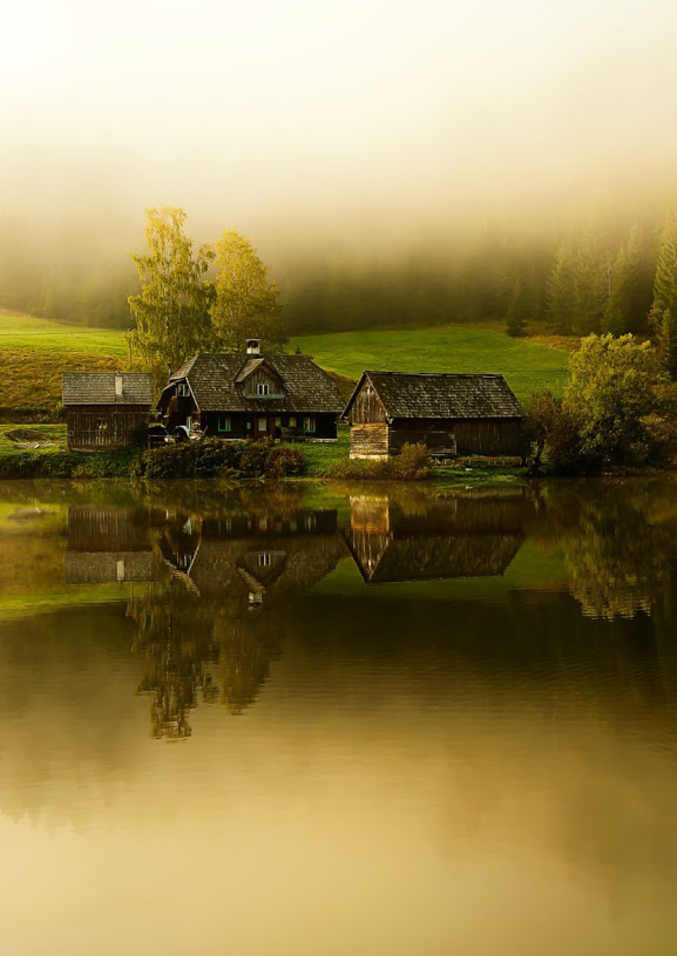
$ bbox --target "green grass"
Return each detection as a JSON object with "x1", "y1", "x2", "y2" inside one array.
[
  {"x1": 293, "y1": 325, "x2": 570, "y2": 402},
  {"x1": 0, "y1": 310, "x2": 127, "y2": 356},
  {"x1": 0, "y1": 311, "x2": 127, "y2": 416},
  {"x1": 0, "y1": 424, "x2": 68, "y2": 455}
]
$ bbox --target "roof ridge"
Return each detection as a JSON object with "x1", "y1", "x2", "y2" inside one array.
[{"x1": 366, "y1": 370, "x2": 504, "y2": 378}]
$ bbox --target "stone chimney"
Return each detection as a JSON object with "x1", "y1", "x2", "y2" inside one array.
[
  {"x1": 246, "y1": 338, "x2": 261, "y2": 355},
  {"x1": 114, "y1": 373, "x2": 123, "y2": 398}
]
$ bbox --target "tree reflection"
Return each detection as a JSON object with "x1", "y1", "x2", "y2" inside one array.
[
  {"x1": 129, "y1": 504, "x2": 344, "y2": 737},
  {"x1": 532, "y1": 480, "x2": 677, "y2": 620},
  {"x1": 129, "y1": 584, "x2": 217, "y2": 739}
]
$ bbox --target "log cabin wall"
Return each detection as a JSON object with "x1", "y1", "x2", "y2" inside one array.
[
  {"x1": 349, "y1": 422, "x2": 390, "y2": 458},
  {"x1": 389, "y1": 420, "x2": 457, "y2": 456},
  {"x1": 454, "y1": 418, "x2": 526, "y2": 457},
  {"x1": 67, "y1": 406, "x2": 150, "y2": 450}
]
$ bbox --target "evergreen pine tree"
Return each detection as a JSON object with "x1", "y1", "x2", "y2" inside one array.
[
  {"x1": 506, "y1": 276, "x2": 527, "y2": 337},
  {"x1": 571, "y1": 225, "x2": 608, "y2": 336},
  {"x1": 653, "y1": 209, "x2": 677, "y2": 317},
  {"x1": 603, "y1": 226, "x2": 654, "y2": 335},
  {"x1": 546, "y1": 242, "x2": 576, "y2": 333},
  {"x1": 662, "y1": 308, "x2": 677, "y2": 380}
]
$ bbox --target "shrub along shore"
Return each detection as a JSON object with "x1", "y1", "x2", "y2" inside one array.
[{"x1": 0, "y1": 430, "x2": 527, "y2": 486}]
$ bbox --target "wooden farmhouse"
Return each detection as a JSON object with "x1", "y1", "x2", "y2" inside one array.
[
  {"x1": 342, "y1": 371, "x2": 526, "y2": 460},
  {"x1": 62, "y1": 372, "x2": 153, "y2": 451},
  {"x1": 158, "y1": 340, "x2": 343, "y2": 441}
]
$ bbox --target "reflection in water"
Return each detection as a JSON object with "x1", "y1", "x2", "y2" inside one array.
[
  {"x1": 130, "y1": 504, "x2": 344, "y2": 736},
  {"x1": 346, "y1": 492, "x2": 526, "y2": 582},
  {"x1": 0, "y1": 480, "x2": 677, "y2": 952},
  {"x1": 65, "y1": 504, "x2": 157, "y2": 584},
  {"x1": 531, "y1": 481, "x2": 677, "y2": 621}
]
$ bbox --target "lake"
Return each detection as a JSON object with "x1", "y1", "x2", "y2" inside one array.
[{"x1": 0, "y1": 477, "x2": 676, "y2": 955}]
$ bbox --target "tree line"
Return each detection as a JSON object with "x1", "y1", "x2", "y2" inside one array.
[{"x1": 5, "y1": 205, "x2": 677, "y2": 347}]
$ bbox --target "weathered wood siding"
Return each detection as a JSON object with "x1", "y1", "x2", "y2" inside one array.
[
  {"x1": 162, "y1": 393, "x2": 196, "y2": 432},
  {"x1": 349, "y1": 422, "x2": 390, "y2": 458},
  {"x1": 348, "y1": 379, "x2": 387, "y2": 423},
  {"x1": 67, "y1": 505, "x2": 151, "y2": 551},
  {"x1": 389, "y1": 420, "x2": 457, "y2": 456},
  {"x1": 241, "y1": 367, "x2": 285, "y2": 398},
  {"x1": 67, "y1": 406, "x2": 149, "y2": 450},
  {"x1": 454, "y1": 418, "x2": 526, "y2": 457}
]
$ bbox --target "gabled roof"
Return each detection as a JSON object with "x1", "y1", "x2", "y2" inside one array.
[
  {"x1": 233, "y1": 357, "x2": 267, "y2": 383},
  {"x1": 162, "y1": 352, "x2": 343, "y2": 414},
  {"x1": 62, "y1": 372, "x2": 153, "y2": 406},
  {"x1": 343, "y1": 371, "x2": 524, "y2": 421},
  {"x1": 348, "y1": 532, "x2": 523, "y2": 583}
]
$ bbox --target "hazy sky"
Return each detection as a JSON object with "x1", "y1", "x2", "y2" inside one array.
[{"x1": 4, "y1": 0, "x2": 677, "y2": 257}]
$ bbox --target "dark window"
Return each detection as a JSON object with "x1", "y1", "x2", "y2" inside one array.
[
  {"x1": 177, "y1": 382, "x2": 190, "y2": 397},
  {"x1": 218, "y1": 416, "x2": 232, "y2": 433},
  {"x1": 257, "y1": 383, "x2": 270, "y2": 396}
]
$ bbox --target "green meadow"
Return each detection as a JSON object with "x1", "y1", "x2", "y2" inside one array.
[
  {"x1": 293, "y1": 326, "x2": 570, "y2": 403},
  {"x1": 0, "y1": 310, "x2": 127, "y2": 356}
]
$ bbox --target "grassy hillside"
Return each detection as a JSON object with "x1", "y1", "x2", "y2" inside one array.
[
  {"x1": 0, "y1": 311, "x2": 127, "y2": 417},
  {"x1": 0, "y1": 310, "x2": 570, "y2": 417},
  {"x1": 293, "y1": 326, "x2": 570, "y2": 402},
  {"x1": 0, "y1": 311, "x2": 127, "y2": 355}
]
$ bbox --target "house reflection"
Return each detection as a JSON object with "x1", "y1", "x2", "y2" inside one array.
[
  {"x1": 159, "y1": 507, "x2": 343, "y2": 609},
  {"x1": 131, "y1": 505, "x2": 345, "y2": 738},
  {"x1": 64, "y1": 505, "x2": 156, "y2": 584},
  {"x1": 346, "y1": 492, "x2": 527, "y2": 583}
]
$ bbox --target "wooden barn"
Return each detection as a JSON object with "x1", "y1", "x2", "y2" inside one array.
[
  {"x1": 62, "y1": 372, "x2": 153, "y2": 451},
  {"x1": 342, "y1": 371, "x2": 526, "y2": 460},
  {"x1": 157, "y1": 339, "x2": 343, "y2": 441}
]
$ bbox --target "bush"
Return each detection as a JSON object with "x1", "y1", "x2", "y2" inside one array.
[
  {"x1": 527, "y1": 335, "x2": 677, "y2": 474},
  {"x1": 133, "y1": 439, "x2": 247, "y2": 479},
  {"x1": 392, "y1": 442, "x2": 432, "y2": 479},
  {"x1": 264, "y1": 444, "x2": 305, "y2": 478},
  {"x1": 239, "y1": 438, "x2": 274, "y2": 477},
  {"x1": 134, "y1": 438, "x2": 306, "y2": 481},
  {"x1": 325, "y1": 442, "x2": 431, "y2": 481}
]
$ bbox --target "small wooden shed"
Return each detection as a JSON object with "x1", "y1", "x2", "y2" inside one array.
[
  {"x1": 62, "y1": 372, "x2": 153, "y2": 451},
  {"x1": 342, "y1": 371, "x2": 526, "y2": 459}
]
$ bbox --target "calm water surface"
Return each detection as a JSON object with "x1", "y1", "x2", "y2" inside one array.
[{"x1": 0, "y1": 477, "x2": 676, "y2": 955}]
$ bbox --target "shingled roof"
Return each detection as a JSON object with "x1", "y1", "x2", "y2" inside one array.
[
  {"x1": 162, "y1": 353, "x2": 344, "y2": 414},
  {"x1": 344, "y1": 371, "x2": 524, "y2": 421},
  {"x1": 62, "y1": 372, "x2": 153, "y2": 406}
]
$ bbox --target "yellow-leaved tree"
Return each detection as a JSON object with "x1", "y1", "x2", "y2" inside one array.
[{"x1": 209, "y1": 230, "x2": 287, "y2": 352}]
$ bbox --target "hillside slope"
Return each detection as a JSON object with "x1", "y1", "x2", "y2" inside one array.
[{"x1": 292, "y1": 327, "x2": 570, "y2": 402}]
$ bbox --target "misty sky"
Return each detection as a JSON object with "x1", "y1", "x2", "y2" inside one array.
[{"x1": 4, "y1": 0, "x2": 677, "y2": 258}]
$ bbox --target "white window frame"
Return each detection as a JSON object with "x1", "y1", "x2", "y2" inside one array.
[
  {"x1": 177, "y1": 382, "x2": 190, "y2": 397},
  {"x1": 257, "y1": 382, "x2": 271, "y2": 396},
  {"x1": 258, "y1": 418, "x2": 267, "y2": 431},
  {"x1": 304, "y1": 416, "x2": 316, "y2": 434}
]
